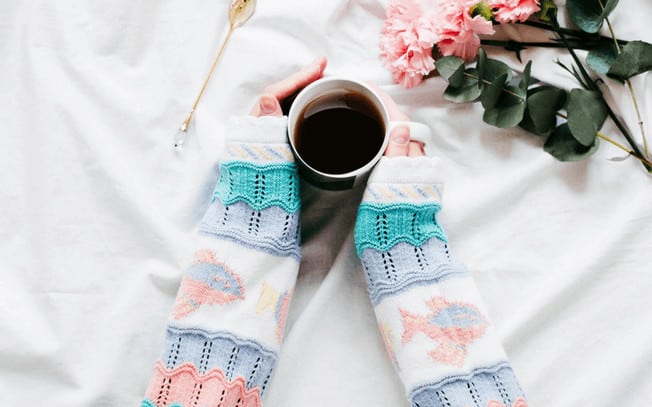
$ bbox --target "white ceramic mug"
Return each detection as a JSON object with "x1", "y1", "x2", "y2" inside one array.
[{"x1": 287, "y1": 77, "x2": 431, "y2": 190}]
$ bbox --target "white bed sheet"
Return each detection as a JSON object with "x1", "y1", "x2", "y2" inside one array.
[{"x1": 1, "y1": 0, "x2": 651, "y2": 405}]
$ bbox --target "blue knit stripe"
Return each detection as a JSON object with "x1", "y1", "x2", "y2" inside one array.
[
  {"x1": 200, "y1": 199, "x2": 301, "y2": 260},
  {"x1": 354, "y1": 202, "x2": 447, "y2": 255},
  {"x1": 163, "y1": 326, "x2": 277, "y2": 394},
  {"x1": 359, "y1": 239, "x2": 467, "y2": 306},
  {"x1": 409, "y1": 363, "x2": 526, "y2": 407},
  {"x1": 214, "y1": 161, "x2": 300, "y2": 213}
]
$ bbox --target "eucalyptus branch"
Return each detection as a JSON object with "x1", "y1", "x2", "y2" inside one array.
[
  {"x1": 481, "y1": 38, "x2": 597, "y2": 51},
  {"x1": 463, "y1": 72, "x2": 525, "y2": 100},
  {"x1": 431, "y1": 3, "x2": 652, "y2": 173},
  {"x1": 597, "y1": 132, "x2": 652, "y2": 167},
  {"x1": 518, "y1": 19, "x2": 628, "y2": 45},
  {"x1": 603, "y1": 15, "x2": 649, "y2": 158},
  {"x1": 626, "y1": 80, "x2": 649, "y2": 157},
  {"x1": 551, "y1": 17, "x2": 651, "y2": 172},
  {"x1": 554, "y1": 24, "x2": 599, "y2": 91},
  {"x1": 604, "y1": 100, "x2": 652, "y2": 171},
  {"x1": 481, "y1": 37, "x2": 604, "y2": 62}
]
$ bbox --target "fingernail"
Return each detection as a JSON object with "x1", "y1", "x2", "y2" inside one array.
[
  {"x1": 392, "y1": 128, "x2": 410, "y2": 145},
  {"x1": 259, "y1": 95, "x2": 277, "y2": 114}
]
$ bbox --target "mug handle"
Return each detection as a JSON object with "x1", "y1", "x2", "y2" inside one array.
[{"x1": 388, "y1": 121, "x2": 432, "y2": 154}]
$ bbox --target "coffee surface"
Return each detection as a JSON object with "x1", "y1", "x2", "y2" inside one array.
[{"x1": 294, "y1": 91, "x2": 385, "y2": 175}]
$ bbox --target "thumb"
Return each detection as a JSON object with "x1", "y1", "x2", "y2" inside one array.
[
  {"x1": 250, "y1": 94, "x2": 283, "y2": 117},
  {"x1": 384, "y1": 125, "x2": 410, "y2": 157}
]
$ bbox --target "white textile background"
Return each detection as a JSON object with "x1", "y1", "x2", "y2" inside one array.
[{"x1": 1, "y1": 0, "x2": 651, "y2": 406}]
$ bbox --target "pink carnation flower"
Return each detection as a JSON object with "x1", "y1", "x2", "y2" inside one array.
[
  {"x1": 433, "y1": 0, "x2": 495, "y2": 61},
  {"x1": 379, "y1": 0, "x2": 437, "y2": 88},
  {"x1": 490, "y1": 0, "x2": 541, "y2": 23}
]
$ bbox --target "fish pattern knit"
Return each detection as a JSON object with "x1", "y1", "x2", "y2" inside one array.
[
  {"x1": 142, "y1": 116, "x2": 300, "y2": 407},
  {"x1": 355, "y1": 157, "x2": 528, "y2": 407},
  {"x1": 143, "y1": 115, "x2": 527, "y2": 406}
]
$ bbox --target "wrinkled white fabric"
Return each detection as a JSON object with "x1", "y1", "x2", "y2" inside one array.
[{"x1": 1, "y1": 0, "x2": 651, "y2": 406}]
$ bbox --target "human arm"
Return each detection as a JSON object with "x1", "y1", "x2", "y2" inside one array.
[
  {"x1": 355, "y1": 94, "x2": 528, "y2": 407},
  {"x1": 142, "y1": 58, "x2": 326, "y2": 407}
]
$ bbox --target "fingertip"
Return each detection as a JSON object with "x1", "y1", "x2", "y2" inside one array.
[
  {"x1": 265, "y1": 57, "x2": 328, "y2": 101},
  {"x1": 384, "y1": 125, "x2": 410, "y2": 157},
  {"x1": 313, "y1": 56, "x2": 327, "y2": 73},
  {"x1": 308, "y1": 56, "x2": 328, "y2": 81},
  {"x1": 250, "y1": 94, "x2": 282, "y2": 117}
]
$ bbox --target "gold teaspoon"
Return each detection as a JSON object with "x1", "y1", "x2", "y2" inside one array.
[{"x1": 174, "y1": 0, "x2": 257, "y2": 150}]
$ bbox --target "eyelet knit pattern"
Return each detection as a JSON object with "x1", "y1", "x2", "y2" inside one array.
[
  {"x1": 143, "y1": 116, "x2": 301, "y2": 407},
  {"x1": 355, "y1": 156, "x2": 527, "y2": 407},
  {"x1": 157, "y1": 327, "x2": 277, "y2": 392},
  {"x1": 213, "y1": 161, "x2": 300, "y2": 213},
  {"x1": 409, "y1": 363, "x2": 525, "y2": 407},
  {"x1": 360, "y1": 239, "x2": 466, "y2": 306},
  {"x1": 200, "y1": 199, "x2": 301, "y2": 260},
  {"x1": 354, "y1": 202, "x2": 447, "y2": 255}
]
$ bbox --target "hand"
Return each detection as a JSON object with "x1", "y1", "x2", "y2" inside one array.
[
  {"x1": 368, "y1": 84, "x2": 426, "y2": 158},
  {"x1": 249, "y1": 56, "x2": 328, "y2": 117}
]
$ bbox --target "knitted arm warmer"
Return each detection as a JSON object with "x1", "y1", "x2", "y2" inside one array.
[
  {"x1": 143, "y1": 116, "x2": 301, "y2": 407},
  {"x1": 355, "y1": 157, "x2": 527, "y2": 407}
]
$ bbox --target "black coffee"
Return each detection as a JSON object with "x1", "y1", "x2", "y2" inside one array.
[{"x1": 294, "y1": 90, "x2": 385, "y2": 175}]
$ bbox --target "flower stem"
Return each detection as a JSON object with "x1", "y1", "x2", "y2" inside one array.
[
  {"x1": 597, "y1": 132, "x2": 652, "y2": 167},
  {"x1": 604, "y1": 15, "x2": 649, "y2": 158},
  {"x1": 604, "y1": 100, "x2": 652, "y2": 172},
  {"x1": 556, "y1": 114, "x2": 652, "y2": 168},
  {"x1": 463, "y1": 72, "x2": 525, "y2": 100},
  {"x1": 480, "y1": 39, "x2": 594, "y2": 51},
  {"x1": 626, "y1": 80, "x2": 649, "y2": 157},
  {"x1": 518, "y1": 20, "x2": 628, "y2": 45},
  {"x1": 551, "y1": 16, "x2": 651, "y2": 172}
]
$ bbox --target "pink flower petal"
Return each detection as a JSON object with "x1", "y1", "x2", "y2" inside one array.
[
  {"x1": 432, "y1": 0, "x2": 494, "y2": 61},
  {"x1": 491, "y1": 0, "x2": 541, "y2": 23},
  {"x1": 379, "y1": 0, "x2": 437, "y2": 87}
]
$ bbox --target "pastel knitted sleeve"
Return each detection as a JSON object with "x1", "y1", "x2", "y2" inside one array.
[
  {"x1": 142, "y1": 116, "x2": 301, "y2": 407},
  {"x1": 354, "y1": 157, "x2": 528, "y2": 407}
]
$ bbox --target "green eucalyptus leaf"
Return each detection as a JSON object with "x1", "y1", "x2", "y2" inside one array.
[
  {"x1": 566, "y1": 89, "x2": 607, "y2": 147},
  {"x1": 519, "y1": 111, "x2": 539, "y2": 136},
  {"x1": 436, "y1": 56, "x2": 466, "y2": 87},
  {"x1": 477, "y1": 48, "x2": 488, "y2": 83},
  {"x1": 522, "y1": 86, "x2": 567, "y2": 137},
  {"x1": 587, "y1": 41, "x2": 618, "y2": 74},
  {"x1": 607, "y1": 40, "x2": 652, "y2": 81},
  {"x1": 481, "y1": 73, "x2": 509, "y2": 109},
  {"x1": 519, "y1": 61, "x2": 532, "y2": 91},
  {"x1": 443, "y1": 68, "x2": 482, "y2": 103},
  {"x1": 544, "y1": 123, "x2": 600, "y2": 161},
  {"x1": 567, "y1": 0, "x2": 619, "y2": 33},
  {"x1": 483, "y1": 58, "x2": 513, "y2": 84},
  {"x1": 483, "y1": 85, "x2": 527, "y2": 128}
]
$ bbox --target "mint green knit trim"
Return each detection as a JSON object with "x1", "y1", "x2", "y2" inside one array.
[
  {"x1": 141, "y1": 400, "x2": 181, "y2": 407},
  {"x1": 213, "y1": 161, "x2": 300, "y2": 213},
  {"x1": 354, "y1": 202, "x2": 447, "y2": 255}
]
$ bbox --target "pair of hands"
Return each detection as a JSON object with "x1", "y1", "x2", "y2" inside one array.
[{"x1": 249, "y1": 56, "x2": 425, "y2": 158}]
